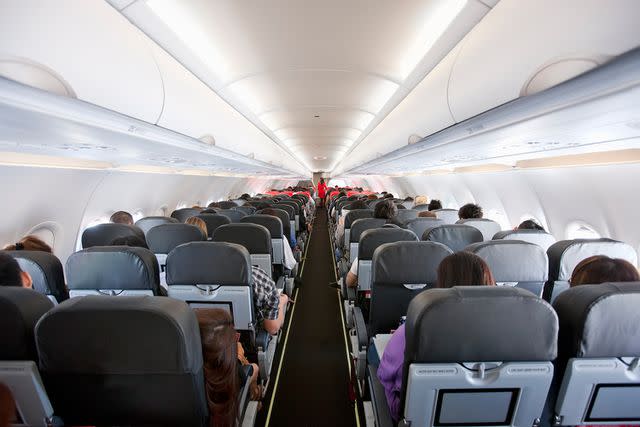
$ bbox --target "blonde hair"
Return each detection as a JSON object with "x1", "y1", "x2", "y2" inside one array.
[
  {"x1": 186, "y1": 217, "x2": 208, "y2": 237},
  {"x1": 414, "y1": 195, "x2": 428, "y2": 206}
]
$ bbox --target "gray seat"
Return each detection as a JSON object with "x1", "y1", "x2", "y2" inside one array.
[
  {"x1": 196, "y1": 213, "x2": 232, "y2": 237},
  {"x1": 35, "y1": 295, "x2": 207, "y2": 426},
  {"x1": 545, "y1": 238, "x2": 638, "y2": 302},
  {"x1": 457, "y1": 218, "x2": 502, "y2": 241},
  {"x1": 422, "y1": 224, "x2": 483, "y2": 252},
  {"x1": 135, "y1": 216, "x2": 179, "y2": 235},
  {"x1": 66, "y1": 246, "x2": 162, "y2": 297},
  {"x1": 241, "y1": 214, "x2": 285, "y2": 267},
  {"x1": 213, "y1": 223, "x2": 273, "y2": 277},
  {"x1": 404, "y1": 218, "x2": 444, "y2": 241},
  {"x1": 412, "y1": 204, "x2": 430, "y2": 212},
  {"x1": 170, "y1": 207, "x2": 202, "y2": 223},
  {"x1": 217, "y1": 200, "x2": 239, "y2": 209},
  {"x1": 81, "y1": 223, "x2": 145, "y2": 248},
  {"x1": 216, "y1": 209, "x2": 247, "y2": 223},
  {"x1": 466, "y1": 240, "x2": 549, "y2": 297},
  {"x1": 234, "y1": 205, "x2": 257, "y2": 216},
  {"x1": 553, "y1": 282, "x2": 640, "y2": 426},
  {"x1": 395, "y1": 209, "x2": 418, "y2": 224},
  {"x1": 259, "y1": 208, "x2": 293, "y2": 249},
  {"x1": 433, "y1": 208, "x2": 459, "y2": 224},
  {"x1": 343, "y1": 209, "x2": 374, "y2": 248},
  {"x1": 146, "y1": 223, "x2": 205, "y2": 269},
  {"x1": 370, "y1": 286, "x2": 558, "y2": 427},
  {"x1": 493, "y1": 229, "x2": 557, "y2": 252},
  {"x1": 6, "y1": 250, "x2": 68, "y2": 303},
  {"x1": 349, "y1": 218, "x2": 386, "y2": 264}
]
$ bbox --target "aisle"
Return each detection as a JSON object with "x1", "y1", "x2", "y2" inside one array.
[{"x1": 258, "y1": 208, "x2": 358, "y2": 427}]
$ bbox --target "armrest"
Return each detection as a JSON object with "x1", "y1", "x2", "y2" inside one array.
[
  {"x1": 255, "y1": 328, "x2": 271, "y2": 351},
  {"x1": 346, "y1": 285, "x2": 357, "y2": 301},
  {"x1": 239, "y1": 364, "x2": 254, "y2": 383},
  {"x1": 237, "y1": 364, "x2": 253, "y2": 421},
  {"x1": 352, "y1": 306, "x2": 369, "y2": 350},
  {"x1": 275, "y1": 276, "x2": 285, "y2": 292},
  {"x1": 368, "y1": 364, "x2": 395, "y2": 427}
]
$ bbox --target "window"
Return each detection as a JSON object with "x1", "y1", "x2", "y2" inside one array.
[
  {"x1": 25, "y1": 222, "x2": 59, "y2": 250},
  {"x1": 566, "y1": 221, "x2": 601, "y2": 240}
]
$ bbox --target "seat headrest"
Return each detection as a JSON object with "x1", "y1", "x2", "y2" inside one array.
[
  {"x1": 372, "y1": 241, "x2": 453, "y2": 286},
  {"x1": 257, "y1": 208, "x2": 290, "y2": 230},
  {"x1": 170, "y1": 208, "x2": 202, "y2": 223},
  {"x1": 0, "y1": 287, "x2": 53, "y2": 361},
  {"x1": 146, "y1": 223, "x2": 205, "y2": 254},
  {"x1": 241, "y1": 214, "x2": 283, "y2": 238},
  {"x1": 493, "y1": 229, "x2": 557, "y2": 251},
  {"x1": 395, "y1": 209, "x2": 419, "y2": 223},
  {"x1": 350, "y1": 218, "x2": 386, "y2": 242},
  {"x1": 405, "y1": 218, "x2": 445, "y2": 238},
  {"x1": 165, "y1": 242, "x2": 251, "y2": 286},
  {"x1": 272, "y1": 205, "x2": 294, "y2": 220},
  {"x1": 456, "y1": 218, "x2": 502, "y2": 240},
  {"x1": 553, "y1": 282, "x2": 640, "y2": 358},
  {"x1": 548, "y1": 239, "x2": 638, "y2": 281},
  {"x1": 422, "y1": 224, "x2": 483, "y2": 252},
  {"x1": 215, "y1": 210, "x2": 247, "y2": 223},
  {"x1": 406, "y1": 286, "x2": 558, "y2": 363},
  {"x1": 135, "y1": 216, "x2": 179, "y2": 235},
  {"x1": 433, "y1": 209, "x2": 459, "y2": 224},
  {"x1": 66, "y1": 246, "x2": 160, "y2": 293},
  {"x1": 195, "y1": 214, "x2": 232, "y2": 237},
  {"x1": 212, "y1": 223, "x2": 271, "y2": 254},
  {"x1": 466, "y1": 240, "x2": 549, "y2": 282},
  {"x1": 36, "y1": 296, "x2": 202, "y2": 373},
  {"x1": 81, "y1": 223, "x2": 145, "y2": 249},
  {"x1": 217, "y1": 201, "x2": 238, "y2": 209},
  {"x1": 7, "y1": 250, "x2": 68, "y2": 302},
  {"x1": 359, "y1": 228, "x2": 418, "y2": 260},
  {"x1": 344, "y1": 210, "x2": 374, "y2": 228}
]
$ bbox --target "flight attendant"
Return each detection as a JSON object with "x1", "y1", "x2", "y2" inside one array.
[{"x1": 317, "y1": 177, "x2": 328, "y2": 208}]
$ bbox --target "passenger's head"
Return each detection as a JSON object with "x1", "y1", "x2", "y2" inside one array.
[
  {"x1": 240, "y1": 193, "x2": 251, "y2": 200},
  {"x1": 437, "y1": 252, "x2": 496, "y2": 288},
  {"x1": 428, "y1": 199, "x2": 442, "y2": 211},
  {"x1": 517, "y1": 219, "x2": 544, "y2": 231},
  {"x1": 414, "y1": 195, "x2": 428, "y2": 206},
  {"x1": 570, "y1": 255, "x2": 640, "y2": 287},
  {"x1": 319, "y1": 178, "x2": 325, "y2": 184},
  {"x1": 207, "y1": 202, "x2": 220, "y2": 208},
  {"x1": 186, "y1": 217, "x2": 208, "y2": 238},
  {"x1": 110, "y1": 211, "x2": 134, "y2": 225},
  {"x1": 0, "y1": 382, "x2": 16, "y2": 427},
  {"x1": 110, "y1": 235, "x2": 148, "y2": 249},
  {"x1": 458, "y1": 203, "x2": 483, "y2": 219},
  {"x1": 349, "y1": 200, "x2": 368, "y2": 210},
  {"x1": 373, "y1": 199, "x2": 398, "y2": 220},
  {"x1": 3, "y1": 235, "x2": 53, "y2": 253},
  {"x1": 195, "y1": 309, "x2": 239, "y2": 427},
  {"x1": 384, "y1": 193, "x2": 395, "y2": 199},
  {"x1": 367, "y1": 194, "x2": 378, "y2": 200},
  {"x1": 418, "y1": 210, "x2": 437, "y2": 218},
  {"x1": 0, "y1": 252, "x2": 32, "y2": 288}
]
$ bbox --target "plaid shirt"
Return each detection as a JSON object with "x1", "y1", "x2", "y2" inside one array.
[{"x1": 251, "y1": 266, "x2": 280, "y2": 321}]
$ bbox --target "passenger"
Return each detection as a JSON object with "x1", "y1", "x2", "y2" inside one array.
[
  {"x1": 0, "y1": 252, "x2": 33, "y2": 288},
  {"x1": 377, "y1": 252, "x2": 495, "y2": 422},
  {"x1": 413, "y1": 195, "x2": 428, "y2": 208},
  {"x1": 335, "y1": 200, "x2": 368, "y2": 244},
  {"x1": 458, "y1": 203, "x2": 483, "y2": 219},
  {"x1": 240, "y1": 193, "x2": 251, "y2": 201},
  {"x1": 0, "y1": 383, "x2": 16, "y2": 427},
  {"x1": 570, "y1": 255, "x2": 640, "y2": 287},
  {"x1": 110, "y1": 210, "x2": 134, "y2": 225},
  {"x1": 186, "y1": 216, "x2": 209, "y2": 239},
  {"x1": 3, "y1": 235, "x2": 53, "y2": 253},
  {"x1": 367, "y1": 194, "x2": 378, "y2": 200},
  {"x1": 517, "y1": 219, "x2": 545, "y2": 231},
  {"x1": 110, "y1": 235, "x2": 149, "y2": 249},
  {"x1": 384, "y1": 193, "x2": 395, "y2": 199},
  {"x1": 428, "y1": 199, "x2": 442, "y2": 211},
  {"x1": 317, "y1": 178, "x2": 328, "y2": 207},
  {"x1": 417, "y1": 210, "x2": 437, "y2": 218}
]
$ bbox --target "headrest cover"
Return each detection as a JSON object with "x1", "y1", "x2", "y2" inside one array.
[
  {"x1": 548, "y1": 239, "x2": 638, "y2": 281},
  {"x1": 422, "y1": 224, "x2": 483, "y2": 252},
  {"x1": 166, "y1": 242, "x2": 251, "y2": 286},
  {"x1": 553, "y1": 282, "x2": 640, "y2": 358},
  {"x1": 493, "y1": 229, "x2": 557, "y2": 250},
  {"x1": 66, "y1": 246, "x2": 160, "y2": 292},
  {"x1": 170, "y1": 208, "x2": 202, "y2": 223},
  {"x1": 372, "y1": 242, "x2": 453, "y2": 285},
  {"x1": 405, "y1": 218, "x2": 445, "y2": 238},
  {"x1": 81, "y1": 223, "x2": 145, "y2": 249},
  {"x1": 466, "y1": 240, "x2": 549, "y2": 282},
  {"x1": 241, "y1": 215, "x2": 283, "y2": 238},
  {"x1": 135, "y1": 216, "x2": 178, "y2": 235},
  {"x1": 8, "y1": 250, "x2": 68, "y2": 301},
  {"x1": 405, "y1": 286, "x2": 558, "y2": 362},
  {"x1": 359, "y1": 228, "x2": 418, "y2": 260},
  {"x1": 344, "y1": 210, "x2": 374, "y2": 228},
  {"x1": 36, "y1": 296, "x2": 202, "y2": 373},
  {"x1": 146, "y1": 223, "x2": 205, "y2": 254},
  {"x1": 196, "y1": 214, "x2": 231, "y2": 237},
  {"x1": 213, "y1": 223, "x2": 271, "y2": 254},
  {"x1": 350, "y1": 218, "x2": 386, "y2": 242},
  {"x1": 0, "y1": 287, "x2": 53, "y2": 361}
]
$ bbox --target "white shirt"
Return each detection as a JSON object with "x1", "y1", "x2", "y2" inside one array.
[
  {"x1": 349, "y1": 257, "x2": 359, "y2": 276},
  {"x1": 283, "y1": 241, "x2": 298, "y2": 270}
]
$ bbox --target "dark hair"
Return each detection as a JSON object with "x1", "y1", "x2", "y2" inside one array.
[
  {"x1": 428, "y1": 199, "x2": 442, "y2": 211},
  {"x1": 196, "y1": 309, "x2": 239, "y2": 427},
  {"x1": 349, "y1": 200, "x2": 368, "y2": 210},
  {"x1": 367, "y1": 194, "x2": 378, "y2": 200},
  {"x1": 0, "y1": 382, "x2": 16, "y2": 427},
  {"x1": 208, "y1": 202, "x2": 220, "y2": 208},
  {"x1": 384, "y1": 193, "x2": 394, "y2": 199},
  {"x1": 240, "y1": 193, "x2": 251, "y2": 200},
  {"x1": 110, "y1": 211, "x2": 134, "y2": 225},
  {"x1": 374, "y1": 200, "x2": 398, "y2": 220},
  {"x1": 458, "y1": 203, "x2": 483, "y2": 219},
  {"x1": 110, "y1": 235, "x2": 148, "y2": 249},
  {"x1": 437, "y1": 252, "x2": 496, "y2": 288},
  {"x1": 319, "y1": 178, "x2": 325, "y2": 184},
  {"x1": 517, "y1": 220, "x2": 544, "y2": 231},
  {"x1": 4, "y1": 235, "x2": 53, "y2": 253},
  {"x1": 0, "y1": 252, "x2": 23, "y2": 287},
  {"x1": 570, "y1": 255, "x2": 640, "y2": 287}
]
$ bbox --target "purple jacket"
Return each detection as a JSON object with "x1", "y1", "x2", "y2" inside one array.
[{"x1": 376, "y1": 325, "x2": 405, "y2": 422}]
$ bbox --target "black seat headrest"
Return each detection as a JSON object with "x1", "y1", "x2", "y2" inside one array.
[
  {"x1": 214, "y1": 210, "x2": 247, "y2": 224},
  {"x1": 166, "y1": 242, "x2": 251, "y2": 286},
  {"x1": 344, "y1": 210, "x2": 374, "y2": 229},
  {"x1": 7, "y1": 250, "x2": 68, "y2": 302},
  {"x1": 135, "y1": 216, "x2": 179, "y2": 235},
  {"x1": 196, "y1": 214, "x2": 232, "y2": 237},
  {"x1": 350, "y1": 218, "x2": 386, "y2": 243},
  {"x1": 217, "y1": 201, "x2": 238, "y2": 209},
  {"x1": 372, "y1": 241, "x2": 453, "y2": 286},
  {"x1": 466, "y1": 240, "x2": 549, "y2": 282},
  {"x1": 81, "y1": 223, "x2": 145, "y2": 249},
  {"x1": 170, "y1": 208, "x2": 202, "y2": 223},
  {"x1": 359, "y1": 228, "x2": 418, "y2": 260},
  {"x1": 241, "y1": 214, "x2": 283, "y2": 239},
  {"x1": 146, "y1": 223, "x2": 205, "y2": 254},
  {"x1": 212, "y1": 223, "x2": 271, "y2": 255},
  {"x1": 422, "y1": 224, "x2": 483, "y2": 252}
]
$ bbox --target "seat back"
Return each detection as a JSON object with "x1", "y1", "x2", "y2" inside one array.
[
  {"x1": 343, "y1": 209, "x2": 374, "y2": 247},
  {"x1": 277, "y1": 201, "x2": 301, "y2": 232},
  {"x1": 36, "y1": 295, "x2": 207, "y2": 426},
  {"x1": 553, "y1": 282, "x2": 640, "y2": 426},
  {"x1": 272, "y1": 204, "x2": 297, "y2": 235},
  {"x1": 233, "y1": 205, "x2": 257, "y2": 216},
  {"x1": 135, "y1": 216, "x2": 179, "y2": 235},
  {"x1": 349, "y1": 218, "x2": 386, "y2": 264},
  {"x1": 545, "y1": 238, "x2": 638, "y2": 302},
  {"x1": 81, "y1": 223, "x2": 145, "y2": 248},
  {"x1": 146, "y1": 223, "x2": 205, "y2": 269},
  {"x1": 217, "y1": 200, "x2": 238, "y2": 209},
  {"x1": 412, "y1": 204, "x2": 430, "y2": 212},
  {"x1": 369, "y1": 242, "x2": 452, "y2": 336},
  {"x1": 433, "y1": 208, "x2": 459, "y2": 224},
  {"x1": 213, "y1": 223, "x2": 272, "y2": 276},
  {"x1": 493, "y1": 229, "x2": 557, "y2": 252},
  {"x1": 259, "y1": 208, "x2": 292, "y2": 247},
  {"x1": 466, "y1": 240, "x2": 549, "y2": 297},
  {"x1": 404, "y1": 218, "x2": 444, "y2": 241},
  {"x1": 166, "y1": 242, "x2": 254, "y2": 331},
  {"x1": 0, "y1": 361, "x2": 56, "y2": 426},
  {"x1": 0, "y1": 287, "x2": 53, "y2": 361},
  {"x1": 170, "y1": 207, "x2": 202, "y2": 223},
  {"x1": 422, "y1": 224, "x2": 483, "y2": 252},
  {"x1": 66, "y1": 246, "x2": 162, "y2": 297},
  {"x1": 241, "y1": 215, "x2": 285, "y2": 265},
  {"x1": 357, "y1": 228, "x2": 418, "y2": 292},
  {"x1": 215, "y1": 209, "x2": 247, "y2": 223},
  {"x1": 395, "y1": 209, "x2": 418, "y2": 224},
  {"x1": 196, "y1": 213, "x2": 232, "y2": 236},
  {"x1": 401, "y1": 286, "x2": 558, "y2": 427},
  {"x1": 457, "y1": 218, "x2": 502, "y2": 241},
  {"x1": 7, "y1": 250, "x2": 68, "y2": 303}
]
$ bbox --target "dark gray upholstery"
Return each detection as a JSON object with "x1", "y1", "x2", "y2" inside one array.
[
  {"x1": 7, "y1": 251, "x2": 68, "y2": 302},
  {"x1": 395, "y1": 209, "x2": 418, "y2": 224},
  {"x1": 196, "y1": 214, "x2": 232, "y2": 237},
  {"x1": 135, "y1": 216, "x2": 179, "y2": 235},
  {"x1": 170, "y1": 208, "x2": 202, "y2": 223},
  {"x1": 215, "y1": 209, "x2": 247, "y2": 224},
  {"x1": 258, "y1": 208, "x2": 291, "y2": 240},
  {"x1": 241, "y1": 214, "x2": 283, "y2": 239},
  {"x1": 218, "y1": 200, "x2": 239, "y2": 209},
  {"x1": 405, "y1": 218, "x2": 444, "y2": 240},
  {"x1": 493, "y1": 229, "x2": 557, "y2": 251},
  {"x1": 166, "y1": 242, "x2": 251, "y2": 286},
  {"x1": 344, "y1": 209, "x2": 374, "y2": 229},
  {"x1": 422, "y1": 224, "x2": 483, "y2": 252},
  {"x1": 66, "y1": 246, "x2": 162, "y2": 295},
  {"x1": 234, "y1": 205, "x2": 257, "y2": 216},
  {"x1": 554, "y1": 282, "x2": 640, "y2": 358},
  {"x1": 433, "y1": 208, "x2": 459, "y2": 224},
  {"x1": 369, "y1": 242, "x2": 452, "y2": 336},
  {"x1": 0, "y1": 287, "x2": 53, "y2": 361},
  {"x1": 272, "y1": 204, "x2": 294, "y2": 221},
  {"x1": 146, "y1": 223, "x2": 205, "y2": 254},
  {"x1": 213, "y1": 223, "x2": 271, "y2": 255},
  {"x1": 277, "y1": 200, "x2": 300, "y2": 215},
  {"x1": 358, "y1": 228, "x2": 418, "y2": 261},
  {"x1": 35, "y1": 296, "x2": 207, "y2": 426},
  {"x1": 81, "y1": 223, "x2": 145, "y2": 248},
  {"x1": 350, "y1": 218, "x2": 386, "y2": 243}
]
